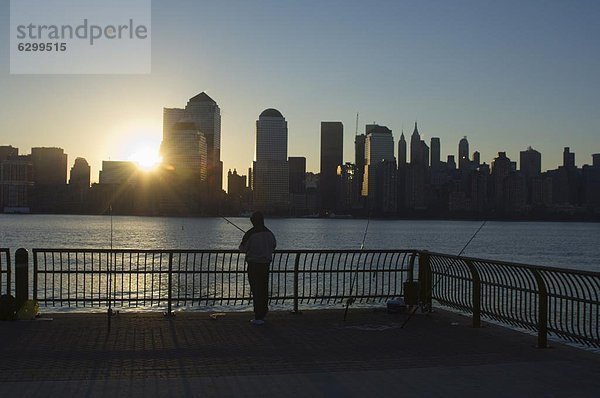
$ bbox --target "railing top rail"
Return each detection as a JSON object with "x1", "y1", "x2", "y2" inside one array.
[
  {"x1": 425, "y1": 250, "x2": 600, "y2": 277},
  {"x1": 32, "y1": 248, "x2": 420, "y2": 254}
]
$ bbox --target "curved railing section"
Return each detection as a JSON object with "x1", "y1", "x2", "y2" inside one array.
[
  {"x1": 425, "y1": 251, "x2": 600, "y2": 348},
  {"x1": 30, "y1": 249, "x2": 417, "y2": 313}
]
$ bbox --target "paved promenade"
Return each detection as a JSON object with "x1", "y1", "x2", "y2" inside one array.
[{"x1": 0, "y1": 308, "x2": 598, "y2": 397}]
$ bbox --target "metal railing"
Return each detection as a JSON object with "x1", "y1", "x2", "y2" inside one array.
[
  {"x1": 18, "y1": 247, "x2": 600, "y2": 348},
  {"x1": 425, "y1": 251, "x2": 600, "y2": 348},
  {"x1": 32, "y1": 249, "x2": 416, "y2": 313},
  {"x1": 0, "y1": 248, "x2": 10, "y2": 295}
]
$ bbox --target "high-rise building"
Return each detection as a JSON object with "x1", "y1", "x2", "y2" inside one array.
[
  {"x1": 447, "y1": 155, "x2": 456, "y2": 170},
  {"x1": 31, "y1": 147, "x2": 67, "y2": 185},
  {"x1": 430, "y1": 137, "x2": 440, "y2": 170},
  {"x1": 354, "y1": 134, "x2": 366, "y2": 205},
  {"x1": 458, "y1": 136, "x2": 469, "y2": 169},
  {"x1": 162, "y1": 92, "x2": 222, "y2": 197},
  {"x1": 410, "y1": 122, "x2": 422, "y2": 165},
  {"x1": 99, "y1": 161, "x2": 138, "y2": 185},
  {"x1": 162, "y1": 121, "x2": 208, "y2": 179},
  {"x1": 227, "y1": 169, "x2": 246, "y2": 196},
  {"x1": 69, "y1": 157, "x2": 91, "y2": 189},
  {"x1": 563, "y1": 147, "x2": 575, "y2": 168},
  {"x1": 0, "y1": 146, "x2": 18, "y2": 162},
  {"x1": 320, "y1": 121, "x2": 343, "y2": 212},
  {"x1": 0, "y1": 155, "x2": 33, "y2": 212},
  {"x1": 472, "y1": 151, "x2": 481, "y2": 167},
  {"x1": 520, "y1": 147, "x2": 541, "y2": 179},
  {"x1": 362, "y1": 124, "x2": 394, "y2": 200},
  {"x1": 253, "y1": 108, "x2": 289, "y2": 213},
  {"x1": 491, "y1": 152, "x2": 513, "y2": 209},
  {"x1": 398, "y1": 132, "x2": 407, "y2": 167},
  {"x1": 289, "y1": 157, "x2": 306, "y2": 194}
]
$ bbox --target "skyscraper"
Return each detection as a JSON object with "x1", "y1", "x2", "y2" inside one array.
[
  {"x1": 362, "y1": 124, "x2": 394, "y2": 201},
  {"x1": 253, "y1": 108, "x2": 289, "y2": 213},
  {"x1": 563, "y1": 147, "x2": 575, "y2": 168},
  {"x1": 410, "y1": 122, "x2": 421, "y2": 165},
  {"x1": 430, "y1": 137, "x2": 440, "y2": 170},
  {"x1": 289, "y1": 156, "x2": 306, "y2": 194},
  {"x1": 458, "y1": 136, "x2": 469, "y2": 170},
  {"x1": 520, "y1": 147, "x2": 541, "y2": 179},
  {"x1": 354, "y1": 134, "x2": 366, "y2": 205},
  {"x1": 0, "y1": 146, "x2": 18, "y2": 162},
  {"x1": 31, "y1": 147, "x2": 67, "y2": 185},
  {"x1": 398, "y1": 132, "x2": 407, "y2": 167},
  {"x1": 184, "y1": 93, "x2": 222, "y2": 196},
  {"x1": 162, "y1": 121, "x2": 208, "y2": 179},
  {"x1": 69, "y1": 157, "x2": 91, "y2": 189},
  {"x1": 162, "y1": 92, "x2": 222, "y2": 198},
  {"x1": 320, "y1": 121, "x2": 343, "y2": 212}
]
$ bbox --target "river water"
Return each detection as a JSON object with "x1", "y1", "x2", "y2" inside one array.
[{"x1": 0, "y1": 214, "x2": 598, "y2": 271}]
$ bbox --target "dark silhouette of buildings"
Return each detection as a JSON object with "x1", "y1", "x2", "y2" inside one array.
[
  {"x1": 319, "y1": 121, "x2": 343, "y2": 213},
  {"x1": 2, "y1": 97, "x2": 599, "y2": 220}
]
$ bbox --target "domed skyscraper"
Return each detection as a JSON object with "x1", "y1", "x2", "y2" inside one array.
[{"x1": 252, "y1": 109, "x2": 289, "y2": 213}]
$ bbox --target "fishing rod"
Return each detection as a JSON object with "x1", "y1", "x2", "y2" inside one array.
[
  {"x1": 401, "y1": 220, "x2": 487, "y2": 329},
  {"x1": 221, "y1": 216, "x2": 245, "y2": 233},
  {"x1": 343, "y1": 211, "x2": 371, "y2": 322}
]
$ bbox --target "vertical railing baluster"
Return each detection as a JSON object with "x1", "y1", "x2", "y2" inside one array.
[
  {"x1": 166, "y1": 252, "x2": 173, "y2": 317},
  {"x1": 293, "y1": 252, "x2": 300, "y2": 313},
  {"x1": 532, "y1": 269, "x2": 548, "y2": 348}
]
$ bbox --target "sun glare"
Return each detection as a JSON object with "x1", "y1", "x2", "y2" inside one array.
[{"x1": 128, "y1": 146, "x2": 162, "y2": 171}]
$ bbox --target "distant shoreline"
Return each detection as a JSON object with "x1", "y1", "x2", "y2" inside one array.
[{"x1": 1, "y1": 212, "x2": 599, "y2": 223}]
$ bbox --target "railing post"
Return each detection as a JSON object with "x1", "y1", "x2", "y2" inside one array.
[
  {"x1": 464, "y1": 260, "x2": 481, "y2": 328},
  {"x1": 532, "y1": 269, "x2": 548, "y2": 348},
  {"x1": 418, "y1": 251, "x2": 432, "y2": 311},
  {"x1": 292, "y1": 252, "x2": 301, "y2": 314},
  {"x1": 15, "y1": 248, "x2": 28, "y2": 311},
  {"x1": 6, "y1": 249, "x2": 12, "y2": 296},
  {"x1": 165, "y1": 252, "x2": 174, "y2": 317}
]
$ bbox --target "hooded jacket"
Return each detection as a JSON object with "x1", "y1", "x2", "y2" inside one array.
[{"x1": 239, "y1": 225, "x2": 277, "y2": 264}]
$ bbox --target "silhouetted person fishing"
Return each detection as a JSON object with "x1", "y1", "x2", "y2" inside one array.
[{"x1": 239, "y1": 211, "x2": 276, "y2": 325}]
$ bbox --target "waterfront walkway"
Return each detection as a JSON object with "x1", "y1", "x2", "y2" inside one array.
[{"x1": 0, "y1": 308, "x2": 598, "y2": 397}]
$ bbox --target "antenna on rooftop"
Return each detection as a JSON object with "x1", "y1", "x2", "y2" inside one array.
[{"x1": 355, "y1": 112, "x2": 359, "y2": 136}]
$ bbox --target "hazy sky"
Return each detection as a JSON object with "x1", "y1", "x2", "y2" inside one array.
[{"x1": 1, "y1": 0, "x2": 599, "y2": 186}]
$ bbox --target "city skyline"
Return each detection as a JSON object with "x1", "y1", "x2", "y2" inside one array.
[{"x1": 1, "y1": 1, "x2": 599, "y2": 186}]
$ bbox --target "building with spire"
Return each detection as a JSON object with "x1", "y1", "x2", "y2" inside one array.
[
  {"x1": 398, "y1": 131, "x2": 407, "y2": 167},
  {"x1": 410, "y1": 122, "x2": 422, "y2": 166}
]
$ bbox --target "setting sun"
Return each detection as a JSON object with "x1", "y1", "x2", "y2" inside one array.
[{"x1": 128, "y1": 146, "x2": 162, "y2": 171}]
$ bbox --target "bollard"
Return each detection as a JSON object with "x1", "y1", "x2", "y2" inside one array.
[
  {"x1": 464, "y1": 260, "x2": 481, "y2": 328},
  {"x1": 532, "y1": 269, "x2": 548, "y2": 348},
  {"x1": 14, "y1": 248, "x2": 29, "y2": 311},
  {"x1": 418, "y1": 251, "x2": 432, "y2": 311},
  {"x1": 292, "y1": 253, "x2": 301, "y2": 314}
]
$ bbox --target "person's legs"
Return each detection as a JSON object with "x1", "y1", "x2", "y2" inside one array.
[
  {"x1": 247, "y1": 263, "x2": 260, "y2": 317},
  {"x1": 255, "y1": 263, "x2": 269, "y2": 320}
]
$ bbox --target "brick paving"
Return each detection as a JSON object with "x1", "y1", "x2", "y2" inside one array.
[{"x1": 0, "y1": 308, "x2": 598, "y2": 397}]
